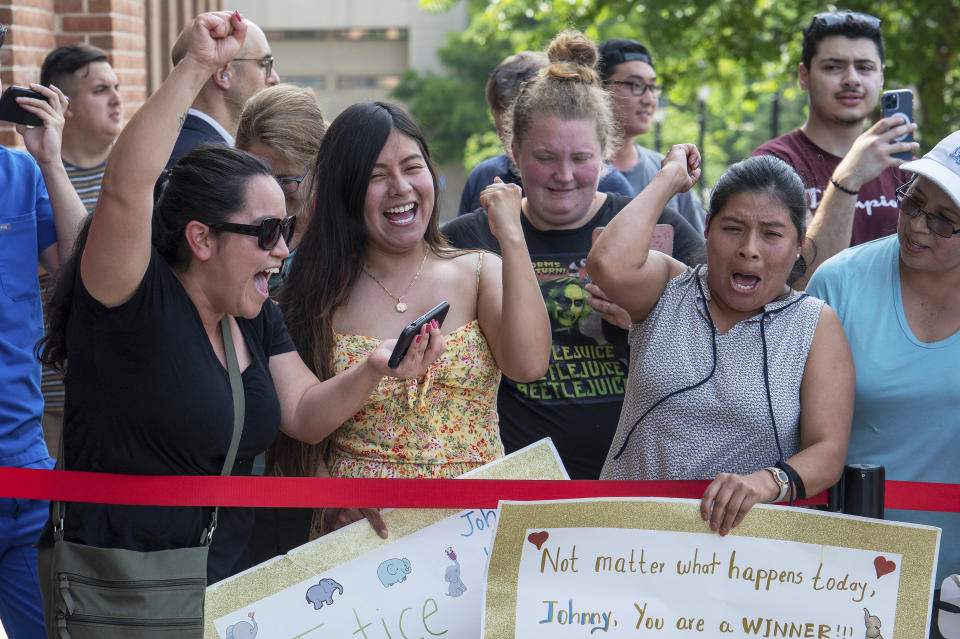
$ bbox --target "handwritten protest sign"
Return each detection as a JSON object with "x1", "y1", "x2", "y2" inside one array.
[
  {"x1": 483, "y1": 498, "x2": 940, "y2": 639},
  {"x1": 204, "y1": 439, "x2": 567, "y2": 638}
]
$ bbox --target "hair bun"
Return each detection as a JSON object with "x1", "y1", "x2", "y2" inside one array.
[
  {"x1": 545, "y1": 30, "x2": 599, "y2": 84},
  {"x1": 547, "y1": 30, "x2": 598, "y2": 69}
]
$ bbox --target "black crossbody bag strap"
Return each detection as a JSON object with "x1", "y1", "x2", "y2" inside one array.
[{"x1": 200, "y1": 315, "x2": 246, "y2": 545}]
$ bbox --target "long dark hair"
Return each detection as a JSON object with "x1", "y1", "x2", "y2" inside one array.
[
  {"x1": 37, "y1": 145, "x2": 272, "y2": 371},
  {"x1": 36, "y1": 213, "x2": 92, "y2": 373},
  {"x1": 272, "y1": 101, "x2": 449, "y2": 477},
  {"x1": 153, "y1": 145, "x2": 273, "y2": 270}
]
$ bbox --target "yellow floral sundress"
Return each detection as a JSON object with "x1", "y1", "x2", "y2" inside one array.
[{"x1": 326, "y1": 319, "x2": 504, "y2": 478}]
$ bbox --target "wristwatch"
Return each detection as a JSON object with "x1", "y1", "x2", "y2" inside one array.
[{"x1": 765, "y1": 466, "x2": 790, "y2": 503}]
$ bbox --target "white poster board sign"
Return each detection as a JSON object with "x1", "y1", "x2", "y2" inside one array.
[
  {"x1": 483, "y1": 498, "x2": 940, "y2": 639},
  {"x1": 204, "y1": 439, "x2": 568, "y2": 638},
  {"x1": 214, "y1": 506, "x2": 497, "y2": 638}
]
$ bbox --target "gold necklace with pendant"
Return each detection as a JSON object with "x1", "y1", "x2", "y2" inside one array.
[{"x1": 362, "y1": 252, "x2": 428, "y2": 313}]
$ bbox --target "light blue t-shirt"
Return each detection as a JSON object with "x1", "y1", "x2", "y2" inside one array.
[{"x1": 807, "y1": 234, "x2": 960, "y2": 584}]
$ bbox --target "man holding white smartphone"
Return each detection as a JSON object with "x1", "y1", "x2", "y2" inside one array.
[
  {"x1": 0, "y1": 22, "x2": 87, "y2": 639},
  {"x1": 751, "y1": 9, "x2": 919, "y2": 289}
]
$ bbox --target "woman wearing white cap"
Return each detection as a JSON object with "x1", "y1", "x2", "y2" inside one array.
[{"x1": 807, "y1": 131, "x2": 960, "y2": 633}]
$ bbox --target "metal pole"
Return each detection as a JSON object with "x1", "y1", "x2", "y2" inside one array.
[{"x1": 842, "y1": 463, "x2": 885, "y2": 519}]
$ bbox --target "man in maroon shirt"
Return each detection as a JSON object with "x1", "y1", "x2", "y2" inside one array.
[{"x1": 752, "y1": 10, "x2": 918, "y2": 288}]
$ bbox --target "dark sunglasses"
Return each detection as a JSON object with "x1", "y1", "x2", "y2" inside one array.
[
  {"x1": 276, "y1": 168, "x2": 308, "y2": 194},
  {"x1": 232, "y1": 55, "x2": 275, "y2": 82},
  {"x1": 896, "y1": 185, "x2": 960, "y2": 239},
  {"x1": 209, "y1": 215, "x2": 296, "y2": 250},
  {"x1": 811, "y1": 10, "x2": 881, "y2": 29},
  {"x1": 609, "y1": 80, "x2": 664, "y2": 98}
]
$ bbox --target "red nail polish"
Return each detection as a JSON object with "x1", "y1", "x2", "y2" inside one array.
[
  {"x1": 234, "y1": 10, "x2": 243, "y2": 22},
  {"x1": 415, "y1": 335, "x2": 422, "y2": 343},
  {"x1": 431, "y1": 319, "x2": 439, "y2": 329}
]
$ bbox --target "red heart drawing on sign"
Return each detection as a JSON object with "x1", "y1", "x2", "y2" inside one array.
[
  {"x1": 528, "y1": 531, "x2": 549, "y2": 550},
  {"x1": 874, "y1": 556, "x2": 896, "y2": 578}
]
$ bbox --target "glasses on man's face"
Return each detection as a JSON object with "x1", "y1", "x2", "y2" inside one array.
[
  {"x1": 232, "y1": 55, "x2": 275, "y2": 82},
  {"x1": 609, "y1": 80, "x2": 664, "y2": 98},
  {"x1": 896, "y1": 185, "x2": 960, "y2": 239},
  {"x1": 276, "y1": 169, "x2": 308, "y2": 194},
  {"x1": 210, "y1": 215, "x2": 296, "y2": 250},
  {"x1": 811, "y1": 10, "x2": 881, "y2": 29}
]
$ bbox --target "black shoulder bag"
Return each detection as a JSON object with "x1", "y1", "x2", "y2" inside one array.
[{"x1": 39, "y1": 316, "x2": 245, "y2": 638}]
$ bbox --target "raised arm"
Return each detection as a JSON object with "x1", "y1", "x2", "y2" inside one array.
[
  {"x1": 587, "y1": 144, "x2": 700, "y2": 323},
  {"x1": 792, "y1": 116, "x2": 918, "y2": 289},
  {"x1": 17, "y1": 82, "x2": 86, "y2": 275},
  {"x1": 80, "y1": 11, "x2": 246, "y2": 307},
  {"x1": 475, "y1": 178, "x2": 551, "y2": 381}
]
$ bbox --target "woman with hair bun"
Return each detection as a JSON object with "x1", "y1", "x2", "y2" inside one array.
[
  {"x1": 444, "y1": 30, "x2": 704, "y2": 480},
  {"x1": 458, "y1": 49, "x2": 635, "y2": 215}
]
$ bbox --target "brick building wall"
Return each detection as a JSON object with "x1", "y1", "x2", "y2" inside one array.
[{"x1": 0, "y1": 0, "x2": 224, "y2": 148}]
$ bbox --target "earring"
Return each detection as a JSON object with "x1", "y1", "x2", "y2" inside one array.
[{"x1": 796, "y1": 253, "x2": 802, "y2": 259}]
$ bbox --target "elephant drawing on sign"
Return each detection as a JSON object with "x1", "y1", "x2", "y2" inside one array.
[
  {"x1": 225, "y1": 612, "x2": 257, "y2": 639},
  {"x1": 443, "y1": 547, "x2": 467, "y2": 597},
  {"x1": 863, "y1": 608, "x2": 883, "y2": 639},
  {"x1": 377, "y1": 557, "x2": 412, "y2": 587},
  {"x1": 305, "y1": 578, "x2": 344, "y2": 610}
]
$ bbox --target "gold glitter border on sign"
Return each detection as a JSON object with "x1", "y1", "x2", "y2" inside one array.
[{"x1": 482, "y1": 499, "x2": 939, "y2": 639}]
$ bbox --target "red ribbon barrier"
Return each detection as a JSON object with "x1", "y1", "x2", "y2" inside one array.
[
  {"x1": 885, "y1": 480, "x2": 960, "y2": 513},
  {"x1": 0, "y1": 467, "x2": 720, "y2": 507},
  {"x1": 0, "y1": 467, "x2": 956, "y2": 512}
]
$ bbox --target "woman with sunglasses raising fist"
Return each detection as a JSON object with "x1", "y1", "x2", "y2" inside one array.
[
  {"x1": 36, "y1": 11, "x2": 444, "y2": 586},
  {"x1": 807, "y1": 130, "x2": 960, "y2": 601}
]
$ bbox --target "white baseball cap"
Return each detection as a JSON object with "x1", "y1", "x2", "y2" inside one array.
[{"x1": 901, "y1": 130, "x2": 960, "y2": 211}]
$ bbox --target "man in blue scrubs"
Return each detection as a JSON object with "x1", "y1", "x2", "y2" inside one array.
[{"x1": 0, "y1": 22, "x2": 87, "y2": 638}]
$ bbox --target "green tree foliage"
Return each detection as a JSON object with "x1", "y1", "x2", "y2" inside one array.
[
  {"x1": 392, "y1": 29, "x2": 511, "y2": 164},
  {"x1": 398, "y1": 0, "x2": 958, "y2": 191}
]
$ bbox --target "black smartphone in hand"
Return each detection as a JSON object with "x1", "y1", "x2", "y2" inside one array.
[
  {"x1": 880, "y1": 89, "x2": 914, "y2": 162},
  {"x1": 0, "y1": 86, "x2": 45, "y2": 126},
  {"x1": 387, "y1": 301, "x2": 450, "y2": 369}
]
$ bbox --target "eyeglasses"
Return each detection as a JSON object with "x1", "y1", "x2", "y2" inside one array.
[
  {"x1": 232, "y1": 55, "x2": 275, "y2": 82},
  {"x1": 276, "y1": 169, "x2": 309, "y2": 194},
  {"x1": 209, "y1": 215, "x2": 296, "y2": 250},
  {"x1": 609, "y1": 80, "x2": 664, "y2": 98},
  {"x1": 896, "y1": 185, "x2": 960, "y2": 239},
  {"x1": 811, "y1": 10, "x2": 881, "y2": 29}
]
